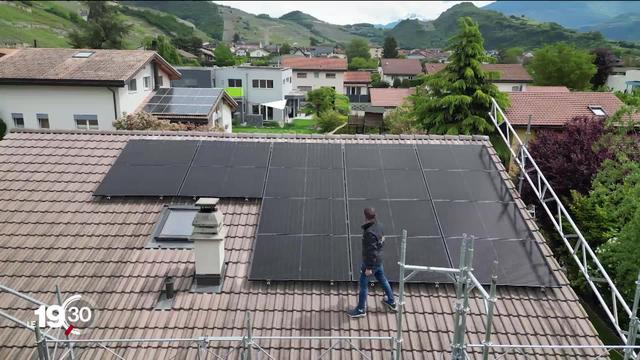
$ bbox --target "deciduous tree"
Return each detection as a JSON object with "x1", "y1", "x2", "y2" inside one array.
[
  {"x1": 214, "y1": 44, "x2": 236, "y2": 67},
  {"x1": 346, "y1": 38, "x2": 370, "y2": 61},
  {"x1": 591, "y1": 48, "x2": 617, "y2": 89},
  {"x1": 348, "y1": 57, "x2": 377, "y2": 70},
  {"x1": 279, "y1": 43, "x2": 291, "y2": 55},
  {"x1": 413, "y1": 17, "x2": 508, "y2": 135},
  {"x1": 145, "y1": 36, "x2": 181, "y2": 65},
  {"x1": 69, "y1": 1, "x2": 131, "y2": 49},
  {"x1": 528, "y1": 43, "x2": 596, "y2": 90},
  {"x1": 303, "y1": 87, "x2": 336, "y2": 116}
]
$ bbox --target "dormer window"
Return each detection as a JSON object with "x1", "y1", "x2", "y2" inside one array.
[
  {"x1": 588, "y1": 106, "x2": 606, "y2": 116},
  {"x1": 72, "y1": 51, "x2": 94, "y2": 58}
]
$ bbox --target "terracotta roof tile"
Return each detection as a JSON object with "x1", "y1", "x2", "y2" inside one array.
[
  {"x1": 424, "y1": 63, "x2": 532, "y2": 82},
  {"x1": 525, "y1": 86, "x2": 570, "y2": 93},
  {"x1": 281, "y1": 56, "x2": 347, "y2": 71},
  {"x1": 506, "y1": 91, "x2": 627, "y2": 126},
  {"x1": 0, "y1": 48, "x2": 181, "y2": 84},
  {"x1": 0, "y1": 129, "x2": 602, "y2": 358},
  {"x1": 343, "y1": 71, "x2": 371, "y2": 83},
  {"x1": 369, "y1": 88, "x2": 413, "y2": 107},
  {"x1": 381, "y1": 58, "x2": 422, "y2": 75}
]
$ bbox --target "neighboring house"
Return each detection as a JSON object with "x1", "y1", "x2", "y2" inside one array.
[
  {"x1": 249, "y1": 48, "x2": 271, "y2": 58},
  {"x1": 282, "y1": 56, "x2": 347, "y2": 93},
  {"x1": 308, "y1": 46, "x2": 334, "y2": 57},
  {"x1": 212, "y1": 65, "x2": 301, "y2": 123},
  {"x1": 177, "y1": 49, "x2": 198, "y2": 61},
  {"x1": 379, "y1": 58, "x2": 422, "y2": 84},
  {"x1": 524, "y1": 86, "x2": 570, "y2": 93},
  {"x1": 199, "y1": 48, "x2": 215, "y2": 63},
  {"x1": 408, "y1": 49, "x2": 450, "y2": 62},
  {"x1": 504, "y1": 91, "x2": 628, "y2": 148},
  {"x1": 606, "y1": 66, "x2": 640, "y2": 92},
  {"x1": 369, "y1": 46, "x2": 383, "y2": 58},
  {"x1": 369, "y1": 87, "x2": 413, "y2": 113},
  {"x1": 0, "y1": 48, "x2": 180, "y2": 131},
  {"x1": 290, "y1": 47, "x2": 309, "y2": 57},
  {"x1": 171, "y1": 67, "x2": 215, "y2": 88},
  {"x1": 343, "y1": 71, "x2": 371, "y2": 103},
  {"x1": 234, "y1": 49, "x2": 248, "y2": 57},
  {"x1": 0, "y1": 129, "x2": 603, "y2": 358},
  {"x1": 424, "y1": 63, "x2": 533, "y2": 92}
]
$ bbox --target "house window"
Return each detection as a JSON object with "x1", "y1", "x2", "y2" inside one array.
[
  {"x1": 11, "y1": 113, "x2": 24, "y2": 128},
  {"x1": 267, "y1": 80, "x2": 273, "y2": 88},
  {"x1": 143, "y1": 76, "x2": 152, "y2": 90},
  {"x1": 326, "y1": 73, "x2": 336, "y2": 79},
  {"x1": 314, "y1": 72, "x2": 319, "y2": 78},
  {"x1": 260, "y1": 80, "x2": 267, "y2": 88},
  {"x1": 128, "y1": 79, "x2": 137, "y2": 92},
  {"x1": 252, "y1": 79, "x2": 259, "y2": 88},
  {"x1": 156, "y1": 76, "x2": 164, "y2": 87},
  {"x1": 252, "y1": 105, "x2": 260, "y2": 114},
  {"x1": 228, "y1": 79, "x2": 242, "y2": 87},
  {"x1": 298, "y1": 86, "x2": 312, "y2": 92},
  {"x1": 72, "y1": 51, "x2": 94, "y2": 58},
  {"x1": 511, "y1": 85, "x2": 522, "y2": 92},
  {"x1": 252, "y1": 79, "x2": 273, "y2": 89},
  {"x1": 589, "y1": 106, "x2": 606, "y2": 116},
  {"x1": 149, "y1": 206, "x2": 198, "y2": 247},
  {"x1": 74, "y1": 114, "x2": 98, "y2": 130},
  {"x1": 37, "y1": 114, "x2": 49, "y2": 129},
  {"x1": 297, "y1": 72, "x2": 307, "y2": 78}
]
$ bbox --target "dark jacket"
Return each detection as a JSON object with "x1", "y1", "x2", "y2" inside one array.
[{"x1": 361, "y1": 221, "x2": 384, "y2": 268}]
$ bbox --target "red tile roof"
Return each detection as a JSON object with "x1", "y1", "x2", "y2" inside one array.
[
  {"x1": 0, "y1": 130, "x2": 603, "y2": 358},
  {"x1": 424, "y1": 63, "x2": 532, "y2": 82},
  {"x1": 506, "y1": 92, "x2": 626, "y2": 126},
  {"x1": 526, "y1": 86, "x2": 570, "y2": 93},
  {"x1": 0, "y1": 48, "x2": 181, "y2": 85},
  {"x1": 381, "y1": 58, "x2": 423, "y2": 75},
  {"x1": 343, "y1": 71, "x2": 371, "y2": 83},
  {"x1": 281, "y1": 56, "x2": 347, "y2": 71},
  {"x1": 369, "y1": 88, "x2": 413, "y2": 107}
]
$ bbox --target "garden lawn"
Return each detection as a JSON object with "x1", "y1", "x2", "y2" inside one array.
[{"x1": 233, "y1": 119, "x2": 317, "y2": 134}]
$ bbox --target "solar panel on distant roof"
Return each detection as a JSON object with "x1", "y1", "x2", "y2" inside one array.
[{"x1": 143, "y1": 88, "x2": 223, "y2": 116}]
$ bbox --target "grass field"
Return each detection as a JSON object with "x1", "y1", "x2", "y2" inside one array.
[{"x1": 233, "y1": 119, "x2": 317, "y2": 134}]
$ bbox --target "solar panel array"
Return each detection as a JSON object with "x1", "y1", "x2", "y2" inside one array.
[
  {"x1": 142, "y1": 88, "x2": 223, "y2": 116},
  {"x1": 94, "y1": 140, "x2": 558, "y2": 287}
]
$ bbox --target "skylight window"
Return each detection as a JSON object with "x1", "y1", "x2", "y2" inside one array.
[
  {"x1": 589, "y1": 106, "x2": 606, "y2": 116},
  {"x1": 148, "y1": 206, "x2": 198, "y2": 248},
  {"x1": 72, "y1": 51, "x2": 94, "y2": 58}
]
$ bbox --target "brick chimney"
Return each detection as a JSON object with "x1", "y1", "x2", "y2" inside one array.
[{"x1": 191, "y1": 198, "x2": 227, "y2": 286}]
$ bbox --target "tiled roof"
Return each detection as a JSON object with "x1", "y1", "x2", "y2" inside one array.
[
  {"x1": 424, "y1": 63, "x2": 533, "y2": 82},
  {"x1": 343, "y1": 71, "x2": 371, "y2": 83},
  {"x1": 0, "y1": 130, "x2": 604, "y2": 358},
  {"x1": 369, "y1": 88, "x2": 414, "y2": 107},
  {"x1": 0, "y1": 48, "x2": 181, "y2": 85},
  {"x1": 281, "y1": 56, "x2": 347, "y2": 71},
  {"x1": 525, "y1": 86, "x2": 570, "y2": 93},
  {"x1": 381, "y1": 58, "x2": 423, "y2": 75},
  {"x1": 506, "y1": 91, "x2": 627, "y2": 126}
]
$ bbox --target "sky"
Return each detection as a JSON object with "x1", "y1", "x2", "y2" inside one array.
[{"x1": 214, "y1": 1, "x2": 494, "y2": 25}]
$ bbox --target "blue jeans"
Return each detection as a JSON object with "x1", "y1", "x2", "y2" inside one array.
[{"x1": 357, "y1": 263, "x2": 395, "y2": 311}]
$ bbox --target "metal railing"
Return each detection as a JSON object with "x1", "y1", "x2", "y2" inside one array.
[{"x1": 488, "y1": 98, "x2": 637, "y2": 347}]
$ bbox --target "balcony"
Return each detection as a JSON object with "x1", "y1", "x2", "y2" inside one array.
[{"x1": 347, "y1": 94, "x2": 370, "y2": 103}]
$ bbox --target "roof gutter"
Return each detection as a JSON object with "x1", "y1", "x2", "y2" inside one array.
[
  {"x1": 107, "y1": 88, "x2": 119, "y2": 120},
  {"x1": 0, "y1": 78, "x2": 125, "y2": 87}
]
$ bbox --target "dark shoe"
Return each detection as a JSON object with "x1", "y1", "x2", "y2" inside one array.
[
  {"x1": 346, "y1": 308, "x2": 366, "y2": 318},
  {"x1": 382, "y1": 299, "x2": 398, "y2": 313}
]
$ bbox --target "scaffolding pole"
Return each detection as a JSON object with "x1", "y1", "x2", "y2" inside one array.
[
  {"x1": 624, "y1": 273, "x2": 640, "y2": 360},
  {"x1": 394, "y1": 230, "x2": 408, "y2": 360}
]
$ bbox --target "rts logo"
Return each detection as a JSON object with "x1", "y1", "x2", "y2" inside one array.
[{"x1": 33, "y1": 295, "x2": 95, "y2": 335}]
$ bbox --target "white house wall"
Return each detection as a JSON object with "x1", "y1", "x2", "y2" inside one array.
[
  {"x1": 292, "y1": 70, "x2": 345, "y2": 94},
  {"x1": 0, "y1": 85, "x2": 115, "y2": 130},
  {"x1": 495, "y1": 82, "x2": 528, "y2": 92},
  {"x1": 213, "y1": 67, "x2": 292, "y2": 122},
  {"x1": 116, "y1": 63, "x2": 170, "y2": 117},
  {"x1": 606, "y1": 70, "x2": 640, "y2": 92}
]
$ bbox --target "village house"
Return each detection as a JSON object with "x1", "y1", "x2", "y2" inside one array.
[
  {"x1": 379, "y1": 58, "x2": 423, "y2": 84},
  {"x1": 424, "y1": 63, "x2": 533, "y2": 91},
  {"x1": 0, "y1": 48, "x2": 181, "y2": 131},
  {"x1": 606, "y1": 66, "x2": 640, "y2": 92},
  {"x1": 282, "y1": 56, "x2": 347, "y2": 93}
]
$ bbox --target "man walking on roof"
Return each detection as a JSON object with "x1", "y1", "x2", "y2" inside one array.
[{"x1": 347, "y1": 207, "x2": 397, "y2": 318}]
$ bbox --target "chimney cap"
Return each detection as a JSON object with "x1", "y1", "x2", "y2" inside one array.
[{"x1": 196, "y1": 198, "x2": 219, "y2": 208}]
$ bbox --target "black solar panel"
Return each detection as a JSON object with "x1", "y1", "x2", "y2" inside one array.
[
  {"x1": 446, "y1": 238, "x2": 558, "y2": 287},
  {"x1": 179, "y1": 166, "x2": 267, "y2": 198},
  {"x1": 302, "y1": 199, "x2": 347, "y2": 235},
  {"x1": 300, "y1": 235, "x2": 351, "y2": 281},
  {"x1": 144, "y1": 88, "x2": 223, "y2": 115},
  {"x1": 250, "y1": 234, "x2": 302, "y2": 281},
  {"x1": 350, "y1": 236, "x2": 451, "y2": 282},
  {"x1": 94, "y1": 140, "x2": 199, "y2": 196},
  {"x1": 264, "y1": 168, "x2": 306, "y2": 198}
]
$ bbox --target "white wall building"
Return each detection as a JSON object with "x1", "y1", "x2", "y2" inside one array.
[
  {"x1": 379, "y1": 58, "x2": 423, "y2": 84},
  {"x1": 424, "y1": 63, "x2": 533, "y2": 92},
  {"x1": 0, "y1": 48, "x2": 180, "y2": 131},
  {"x1": 212, "y1": 66, "x2": 300, "y2": 123},
  {"x1": 606, "y1": 67, "x2": 640, "y2": 92},
  {"x1": 282, "y1": 57, "x2": 347, "y2": 94}
]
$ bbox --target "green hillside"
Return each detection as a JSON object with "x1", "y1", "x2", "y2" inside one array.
[
  {"x1": 0, "y1": 1, "x2": 205, "y2": 49},
  {"x1": 278, "y1": 11, "x2": 366, "y2": 45},
  {"x1": 388, "y1": 3, "x2": 608, "y2": 49},
  {"x1": 580, "y1": 13, "x2": 640, "y2": 42}
]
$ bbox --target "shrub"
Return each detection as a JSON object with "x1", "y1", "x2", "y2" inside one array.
[
  {"x1": 384, "y1": 104, "x2": 422, "y2": 134},
  {"x1": 335, "y1": 94, "x2": 350, "y2": 116},
  {"x1": 113, "y1": 112, "x2": 214, "y2": 131},
  {"x1": 315, "y1": 110, "x2": 347, "y2": 133},
  {"x1": 0, "y1": 118, "x2": 6, "y2": 140}
]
